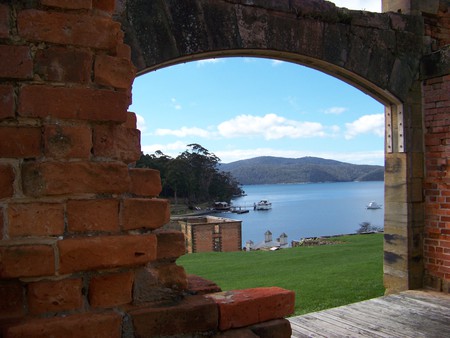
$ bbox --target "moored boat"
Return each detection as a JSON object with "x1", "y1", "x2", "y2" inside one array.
[
  {"x1": 366, "y1": 201, "x2": 382, "y2": 209},
  {"x1": 254, "y1": 200, "x2": 272, "y2": 210}
]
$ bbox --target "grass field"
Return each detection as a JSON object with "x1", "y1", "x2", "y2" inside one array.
[{"x1": 177, "y1": 233, "x2": 385, "y2": 316}]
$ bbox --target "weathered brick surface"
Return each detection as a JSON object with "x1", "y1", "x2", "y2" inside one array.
[
  {"x1": 156, "y1": 230, "x2": 186, "y2": 260},
  {"x1": 27, "y1": 278, "x2": 83, "y2": 315},
  {"x1": 249, "y1": 318, "x2": 292, "y2": 338},
  {"x1": 43, "y1": 124, "x2": 92, "y2": 159},
  {"x1": 187, "y1": 274, "x2": 222, "y2": 295},
  {"x1": 0, "y1": 282, "x2": 25, "y2": 320},
  {"x1": 67, "y1": 199, "x2": 120, "y2": 233},
  {"x1": 58, "y1": 234, "x2": 157, "y2": 274},
  {"x1": 19, "y1": 85, "x2": 128, "y2": 122},
  {"x1": 89, "y1": 271, "x2": 134, "y2": 308},
  {"x1": 205, "y1": 287, "x2": 295, "y2": 330},
  {"x1": 0, "y1": 245, "x2": 55, "y2": 278},
  {"x1": 154, "y1": 263, "x2": 187, "y2": 290},
  {"x1": 0, "y1": 4, "x2": 9, "y2": 38},
  {"x1": 129, "y1": 168, "x2": 162, "y2": 197},
  {"x1": 0, "y1": 127, "x2": 41, "y2": 158},
  {"x1": 94, "y1": 54, "x2": 135, "y2": 89},
  {"x1": 35, "y1": 47, "x2": 93, "y2": 83},
  {"x1": 41, "y1": 0, "x2": 93, "y2": 10},
  {"x1": 8, "y1": 202, "x2": 64, "y2": 237},
  {"x1": 92, "y1": 124, "x2": 141, "y2": 163},
  {"x1": 3, "y1": 312, "x2": 122, "y2": 338},
  {"x1": 21, "y1": 161, "x2": 130, "y2": 196},
  {"x1": 0, "y1": 85, "x2": 14, "y2": 119},
  {"x1": 17, "y1": 9, "x2": 121, "y2": 49},
  {"x1": 0, "y1": 45, "x2": 32, "y2": 79},
  {"x1": 93, "y1": 0, "x2": 115, "y2": 13},
  {"x1": 0, "y1": 164, "x2": 14, "y2": 199},
  {"x1": 129, "y1": 295, "x2": 218, "y2": 337},
  {"x1": 121, "y1": 198, "x2": 170, "y2": 230}
]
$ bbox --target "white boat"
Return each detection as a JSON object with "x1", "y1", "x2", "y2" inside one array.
[
  {"x1": 254, "y1": 200, "x2": 272, "y2": 210},
  {"x1": 366, "y1": 201, "x2": 382, "y2": 209}
]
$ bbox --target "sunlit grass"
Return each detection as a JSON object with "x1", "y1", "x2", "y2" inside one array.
[{"x1": 177, "y1": 233, "x2": 384, "y2": 316}]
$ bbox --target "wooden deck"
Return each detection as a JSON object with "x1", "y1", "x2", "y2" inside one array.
[{"x1": 289, "y1": 290, "x2": 450, "y2": 337}]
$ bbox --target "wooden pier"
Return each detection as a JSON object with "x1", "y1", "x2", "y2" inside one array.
[{"x1": 289, "y1": 290, "x2": 450, "y2": 337}]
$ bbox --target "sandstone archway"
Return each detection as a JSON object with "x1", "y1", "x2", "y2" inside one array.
[{"x1": 118, "y1": 0, "x2": 427, "y2": 292}]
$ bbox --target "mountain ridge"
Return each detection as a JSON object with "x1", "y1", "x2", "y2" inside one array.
[{"x1": 219, "y1": 156, "x2": 384, "y2": 185}]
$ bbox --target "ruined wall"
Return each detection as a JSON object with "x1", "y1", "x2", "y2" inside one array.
[{"x1": 0, "y1": 1, "x2": 294, "y2": 337}]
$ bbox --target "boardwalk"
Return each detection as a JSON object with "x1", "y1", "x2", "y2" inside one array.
[{"x1": 289, "y1": 290, "x2": 450, "y2": 337}]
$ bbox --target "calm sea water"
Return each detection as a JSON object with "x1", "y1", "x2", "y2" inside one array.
[{"x1": 215, "y1": 181, "x2": 384, "y2": 246}]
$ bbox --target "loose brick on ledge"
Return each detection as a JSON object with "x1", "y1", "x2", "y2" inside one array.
[
  {"x1": 129, "y1": 168, "x2": 162, "y2": 197},
  {"x1": 58, "y1": 234, "x2": 157, "y2": 274},
  {"x1": 44, "y1": 124, "x2": 92, "y2": 159},
  {"x1": 17, "y1": 9, "x2": 121, "y2": 49},
  {"x1": 35, "y1": 46, "x2": 93, "y2": 84},
  {"x1": 0, "y1": 126, "x2": 41, "y2": 158},
  {"x1": 121, "y1": 198, "x2": 170, "y2": 231},
  {"x1": 0, "y1": 245, "x2": 55, "y2": 279},
  {"x1": 204, "y1": 287, "x2": 295, "y2": 331},
  {"x1": 156, "y1": 230, "x2": 186, "y2": 260},
  {"x1": 19, "y1": 85, "x2": 129, "y2": 123},
  {"x1": 8, "y1": 202, "x2": 64, "y2": 237},
  {"x1": 154, "y1": 263, "x2": 188, "y2": 290},
  {"x1": 92, "y1": 124, "x2": 141, "y2": 163},
  {"x1": 129, "y1": 295, "x2": 218, "y2": 337},
  {"x1": 41, "y1": 0, "x2": 93, "y2": 10},
  {"x1": 249, "y1": 318, "x2": 292, "y2": 338},
  {"x1": 0, "y1": 85, "x2": 14, "y2": 119},
  {"x1": 124, "y1": 112, "x2": 137, "y2": 129},
  {"x1": 0, "y1": 45, "x2": 33, "y2": 79},
  {"x1": 94, "y1": 54, "x2": 136, "y2": 89},
  {"x1": 88, "y1": 271, "x2": 134, "y2": 308},
  {"x1": 0, "y1": 4, "x2": 9, "y2": 38},
  {"x1": 3, "y1": 311, "x2": 122, "y2": 338},
  {"x1": 0, "y1": 282, "x2": 25, "y2": 320},
  {"x1": 67, "y1": 199, "x2": 120, "y2": 233},
  {"x1": 0, "y1": 164, "x2": 14, "y2": 199},
  {"x1": 27, "y1": 278, "x2": 83, "y2": 315},
  {"x1": 22, "y1": 161, "x2": 130, "y2": 197}
]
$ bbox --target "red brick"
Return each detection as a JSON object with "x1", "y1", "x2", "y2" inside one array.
[
  {"x1": 156, "y1": 230, "x2": 186, "y2": 260},
  {"x1": 67, "y1": 199, "x2": 120, "y2": 233},
  {"x1": 121, "y1": 198, "x2": 170, "y2": 230},
  {"x1": 0, "y1": 208, "x2": 3, "y2": 240},
  {"x1": 0, "y1": 282, "x2": 25, "y2": 320},
  {"x1": 129, "y1": 295, "x2": 218, "y2": 337},
  {"x1": 35, "y1": 47, "x2": 93, "y2": 83},
  {"x1": 21, "y1": 161, "x2": 130, "y2": 197},
  {"x1": 58, "y1": 234, "x2": 157, "y2": 274},
  {"x1": 0, "y1": 164, "x2": 14, "y2": 199},
  {"x1": 94, "y1": 54, "x2": 135, "y2": 89},
  {"x1": 3, "y1": 312, "x2": 122, "y2": 338},
  {"x1": 93, "y1": 0, "x2": 115, "y2": 13},
  {"x1": 0, "y1": 245, "x2": 55, "y2": 278},
  {"x1": 89, "y1": 271, "x2": 134, "y2": 308},
  {"x1": 0, "y1": 85, "x2": 14, "y2": 119},
  {"x1": 125, "y1": 112, "x2": 137, "y2": 129},
  {"x1": 43, "y1": 124, "x2": 92, "y2": 159},
  {"x1": 187, "y1": 274, "x2": 222, "y2": 295},
  {"x1": 249, "y1": 318, "x2": 292, "y2": 338},
  {"x1": 0, "y1": 45, "x2": 32, "y2": 79},
  {"x1": 154, "y1": 263, "x2": 187, "y2": 290},
  {"x1": 41, "y1": 0, "x2": 92, "y2": 10},
  {"x1": 92, "y1": 124, "x2": 141, "y2": 163},
  {"x1": 17, "y1": 9, "x2": 121, "y2": 49},
  {"x1": 0, "y1": 127, "x2": 41, "y2": 158},
  {"x1": 116, "y1": 43, "x2": 131, "y2": 60},
  {"x1": 19, "y1": 85, "x2": 128, "y2": 122},
  {"x1": 205, "y1": 287, "x2": 295, "y2": 330},
  {"x1": 129, "y1": 168, "x2": 162, "y2": 197},
  {"x1": 0, "y1": 4, "x2": 9, "y2": 38},
  {"x1": 28, "y1": 278, "x2": 83, "y2": 315},
  {"x1": 8, "y1": 203, "x2": 64, "y2": 237}
]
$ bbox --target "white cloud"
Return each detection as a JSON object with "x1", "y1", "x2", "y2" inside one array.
[
  {"x1": 135, "y1": 113, "x2": 147, "y2": 132},
  {"x1": 330, "y1": 0, "x2": 381, "y2": 12},
  {"x1": 217, "y1": 113, "x2": 327, "y2": 140},
  {"x1": 196, "y1": 58, "x2": 223, "y2": 66},
  {"x1": 323, "y1": 107, "x2": 347, "y2": 115},
  {"x1": 271, "y1": 60, "x2": 284, "y2": 67},
  {"x1": 344, "y1": 114, "x2": 384, "y2": 139},
  {"x1": 154, "y1": 126, "x2": 212, "y2": 138},
  {"x1": 171, "y1": 98, "x2": 182, "y2": 110}
]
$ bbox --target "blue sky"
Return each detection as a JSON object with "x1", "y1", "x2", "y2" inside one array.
[{"x1": 129, "y1": 1, "x2": 385, "y2": 165}]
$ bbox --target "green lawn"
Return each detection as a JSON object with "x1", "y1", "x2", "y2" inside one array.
[{"x1": 177, "y1": 233, "x2": 385, "y2": 316}]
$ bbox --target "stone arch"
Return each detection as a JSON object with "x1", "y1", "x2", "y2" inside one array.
[{"x1": 118, "y1": 0, "x2": 427, "y2": 292}]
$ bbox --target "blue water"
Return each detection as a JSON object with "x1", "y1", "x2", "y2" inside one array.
[{"x1": 215, "y1": 181, "x2": 384, "y2": 245}]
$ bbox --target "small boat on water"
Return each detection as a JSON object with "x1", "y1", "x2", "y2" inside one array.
[
  {"x1": 366, "y1": 201, "x2": 382, "y2": 209},
  {"x1": 212, "y1": 201, "x2": 230, "y2": 211},
  {"x1": 254, "y1": 200, "x2": 272, "y2": 210}
]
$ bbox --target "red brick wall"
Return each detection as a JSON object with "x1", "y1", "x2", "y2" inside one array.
[{"x1": 221, "y1": 223, "x2": 242, "y2": 252}]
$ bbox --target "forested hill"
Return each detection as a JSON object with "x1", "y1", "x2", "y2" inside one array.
[{"x1": 219, "y1": 156, "x2": 384, "y2": 185}]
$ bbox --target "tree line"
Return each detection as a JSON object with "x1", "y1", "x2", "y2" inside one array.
[{"x1": 135, "y1": 144, "x2": 243, "y2": 206}]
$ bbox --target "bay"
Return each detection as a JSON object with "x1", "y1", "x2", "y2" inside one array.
[{"x1": 214, "y1": 181, "x2": 384, "y2": 246}]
